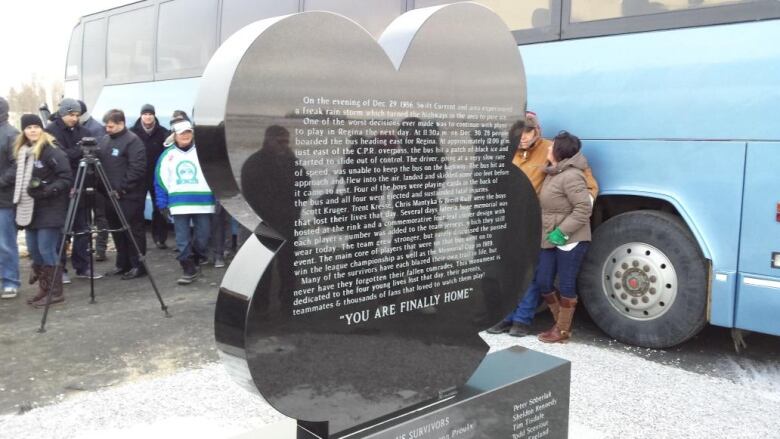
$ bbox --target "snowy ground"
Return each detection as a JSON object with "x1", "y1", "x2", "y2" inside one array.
[{"x1": 1, "y1": 332, "x2": 778, "y2": 439}]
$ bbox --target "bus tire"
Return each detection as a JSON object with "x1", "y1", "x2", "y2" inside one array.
[{"x1": 579, "y1": 210, "x2": 708, "y2": 348}]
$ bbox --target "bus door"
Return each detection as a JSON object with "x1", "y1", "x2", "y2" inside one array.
[{"x1": 735, "y1": 142, "x2": 780, "y2": 336}]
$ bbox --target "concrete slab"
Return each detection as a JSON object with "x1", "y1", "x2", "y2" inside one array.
[{"x1": 0, "y1": 233, "x2": 225, "y2": 415}]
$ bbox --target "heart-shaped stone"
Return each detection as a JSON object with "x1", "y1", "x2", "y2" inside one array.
[{"x1": 195, "y1": 3, "x2": 540, "y2": 434}]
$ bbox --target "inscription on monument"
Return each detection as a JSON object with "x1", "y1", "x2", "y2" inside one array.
[
  {"x1": 287, "y1": 95, "x2": 513, "y2": 322},
  {"x1": 512, "y1": 391, "x2": 560, "y2": 439}
]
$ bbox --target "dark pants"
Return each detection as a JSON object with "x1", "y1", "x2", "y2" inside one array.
[
  {"x1": 93, "y1": 192, "x2": 109, "y2": 252},
  {"x1": 106, "y1": 197, "x2": 146, "y2": 271},
  {"x1": 209, "y1": 204, "x2": 230, "y2": 259},
  {"x1": 59, "y1": 208, "x2": 90, "y2": 274},
  {"x1": 534, "y1": 243, "x2": 590, "y2": 299},
  {"x1": 149, "y1": 190, "x2": 168, "y2": 244}
]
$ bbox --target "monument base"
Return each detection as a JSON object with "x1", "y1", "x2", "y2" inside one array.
[{"x1": 236, "y1": 346, "x2": 570, "y2": 439}]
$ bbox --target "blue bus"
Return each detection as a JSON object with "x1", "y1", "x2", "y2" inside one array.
[{"x1": 64, "y1": 0, "x2": 780, "y2": 348}]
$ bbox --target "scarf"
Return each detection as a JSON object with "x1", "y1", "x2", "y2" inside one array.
[{"x1": 13, "y1": 145, "x2": 35, "y2": 227}]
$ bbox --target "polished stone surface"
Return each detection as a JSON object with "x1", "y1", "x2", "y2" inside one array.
[
  {"x1": 249, "y1": 347, "x2": 570, "y2": 439},
  {"x1": 196, "y1": 3, "x2": 540, "y2": 435}
]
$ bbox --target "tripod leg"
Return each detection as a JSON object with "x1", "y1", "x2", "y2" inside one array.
[
  {"x1": 86, "y1": 189, "x2": 96, "y2": 304},
  {"x1": 39, "y1": 163, "x2": 89, "y2": 333},
  {"x1": 94, "y1": 162, "x2": 170, "y2": 317}
]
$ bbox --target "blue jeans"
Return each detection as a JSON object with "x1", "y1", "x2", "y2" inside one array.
[
  {"x1": 0, "y1": 208, "x2": 20, "y2": 289},
  {"x1": 534, "y1": 242, "x2": 590, "y2": 299},
  {"x1": 173, "y1": 214, "x2": 211, "y2": 262},
  {"x1": 505, "y1": 262, "x2": 542, "y2": 325},
  {"x1": 26, "y1": 228, "x2": 62, "y2": 266}
]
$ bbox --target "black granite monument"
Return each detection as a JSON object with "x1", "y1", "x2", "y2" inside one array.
[{"x1": 194, "y1": 3, "x2": 568, "y2": 438}]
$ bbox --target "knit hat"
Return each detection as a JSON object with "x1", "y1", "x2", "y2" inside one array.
[
  {"x1": 524, "y1": 111, "x2": 540, "y2": 131},
  {"x1": 21, "y1": 114, "x2": 43, "y2": 131},
  {"x1": 171, "y1": 110, "x2": 190, "y2": 122},
  {"x1": 58, "y1": 98, "x2": 81, "y2": 116},
  {"x1": 141, "y1": 103, "x2": 155, "y2": 115},
  {"x1": 78, "y1": 100, "x2": 88, "y2": 114}
]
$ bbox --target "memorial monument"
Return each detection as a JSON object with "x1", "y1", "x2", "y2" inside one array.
[{"x1": 194, "y1": 3, "x2": 569, "y2": 438}]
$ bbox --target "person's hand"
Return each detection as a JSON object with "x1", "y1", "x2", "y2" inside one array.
[
  {"x1": 546, "y1": 227, "x2": 568, "y2": 246},
  {"x1": 161, "y1": 207, "x2": 172, "y2": 222},
  {"x1": 112, "y1": 190, "x2": 121, "y2": 200}
]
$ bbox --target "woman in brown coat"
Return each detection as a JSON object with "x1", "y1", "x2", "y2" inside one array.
[{"x1": 534, "y1": 131, "x2": 593, "y2": 343}]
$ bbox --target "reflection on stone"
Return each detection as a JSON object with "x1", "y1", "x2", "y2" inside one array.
[{"x1": 198, "y1": 3, "x2": 540, "y2": 435}]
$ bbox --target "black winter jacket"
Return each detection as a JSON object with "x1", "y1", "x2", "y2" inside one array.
[
  {"x1": 130, "y1": 117, "x2": 169, "y2": 190},
  {"x1": 0, "y1": 122, "x2": 19, "y2": 209},
  {"x1": 97, "y1": 128, "x2": 147, "y2": 201},
  {"x1": 45, "y1": 118, "x2": 85, "y2": 171},
  {"x1": 26, "y1": 143, "x2": 73, "y2": 230}
]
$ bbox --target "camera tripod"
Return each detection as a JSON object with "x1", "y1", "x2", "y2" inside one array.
[{"x1": 38, "y1": 151, "x2": 171, "y2": 333}]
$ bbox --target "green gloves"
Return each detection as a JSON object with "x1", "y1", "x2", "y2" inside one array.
[{"x1": 546, "y1": 227, "x2": 569, "y2": 246}]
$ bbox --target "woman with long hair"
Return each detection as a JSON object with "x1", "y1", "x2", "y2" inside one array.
[
  {"x1": 535, "y1": 131, "x2": 593, "y2": 343},
  {"x1": 13, "y1": 114, "x2": 72, "y2": 307}
]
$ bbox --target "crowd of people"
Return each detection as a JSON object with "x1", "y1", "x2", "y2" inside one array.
[
  {"x1": 1, "y1": 95, "x2": 597, "y2": 344},
  {"x1": 0, "y1": 97, "x2": 234, "y2": 308}
]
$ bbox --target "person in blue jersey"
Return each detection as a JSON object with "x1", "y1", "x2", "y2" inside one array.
[{"x1": 155, "y1": 119, "x2": 215, "y2": 285}]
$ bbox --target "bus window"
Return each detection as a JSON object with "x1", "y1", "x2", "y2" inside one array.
[
  {"x1": 303, "y1": 0, "x2": 405, "y2": 38},
  {"x1": 82, "y1": 19, "x2": 106, "y2": 110},
  {"x1": 414, "y1": 0, "x2": 556, "y2": 31},
  {"x1": 413, "y1": 0, "x2": 561, "y2": 43},
  {"x1": 220, "y1": 0, "x2": 299, "y2": 42},
  {"x1": 157, "y1": 0, "x2": 219, "y2": 76},
  {"x1": 571, "y1": 0, "x2": 761, "y2": 23},
  {"x1": 65, "y1": 24, "x2": 82, "y2": 79},
  {"x1": 107, "y1": 6, "x2": 154, "y2": 83}
]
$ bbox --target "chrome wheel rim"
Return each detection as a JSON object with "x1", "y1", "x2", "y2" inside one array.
[{"x1": 601, "y1": 242, "x2": 678, "y2": 321}]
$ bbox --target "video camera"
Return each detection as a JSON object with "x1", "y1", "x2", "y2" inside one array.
[{"x1": 78, "y1": 137, "x2": 99, "y2": 156}]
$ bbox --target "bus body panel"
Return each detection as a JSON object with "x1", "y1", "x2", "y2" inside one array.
[
  {"x1": 734, "y1": 142, "x2": 780, "y2": 335},
  {"x1": 736, "y1": 274, "x2": 780, "y2": 336},
  {"x1": 584, "y1": 140, "x2": 746, "y2": 328},
  {"x1": 739, "y1": 142, "x2": 780, "y2": 278},
  {"x1": 521, "y1": 20, "x2": 780, "y2": 141},
  {"x1": 91, "y1": 77, "x2": 202, "y2": 128}
]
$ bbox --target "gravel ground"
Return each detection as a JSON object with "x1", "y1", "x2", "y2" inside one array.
[{"x1": 1, "y1": 332, "x2": 778, "y2": 439}]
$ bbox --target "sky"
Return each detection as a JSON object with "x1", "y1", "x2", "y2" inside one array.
[{"x1": 0, "y1": 0, "x2": 133, "y2": 97}]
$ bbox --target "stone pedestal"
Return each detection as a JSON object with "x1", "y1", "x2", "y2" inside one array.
[{"x1": 237, "y1": 346, "x2": 570, "y2": 439}]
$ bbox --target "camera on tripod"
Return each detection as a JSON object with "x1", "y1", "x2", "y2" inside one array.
[{"x1": 78, "y1": 137, "x2": 100, "y2": 156}]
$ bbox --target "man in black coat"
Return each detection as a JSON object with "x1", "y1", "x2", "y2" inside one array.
[
  {"x1": 97, "y1": 109, "x2": 147, "y2": 279},
  {"x1": 45, "y1": 98, "x2": 95, "y2": 280},
  {"x1": 78, "y1": 100, "x2": 110, "y2": 261},
  {"x1": 130, "y1": 104, "x2": 170, "y2": 249}
]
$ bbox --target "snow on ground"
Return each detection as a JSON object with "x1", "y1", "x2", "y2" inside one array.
[{"x1": 1, "y1": 333, "x2": 778, "y2": 439}]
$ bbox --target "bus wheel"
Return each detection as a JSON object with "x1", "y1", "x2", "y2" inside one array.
[{"x1": 579, "y1": 210, "x2": 708, "y2": 348}]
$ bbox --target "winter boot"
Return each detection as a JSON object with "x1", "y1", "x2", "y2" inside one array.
[
  {"x1": 28, "y1": 263, "x2": 42, "y2": 285},
  {"x1": 177, "y1": 259, "x2": 200, "y2": 285},
  {"x1": 539, "y1": 296, "x2": 577, "y2": 343},
  {"x1": 32, "y1": 265, "x2": 65, "y2": 308},
  {"x1": 27, "y1": 265, "x2": 50, "y2": 304},
  {"x1": 486, "y1": 320, "x2": 513, "y2": 334},
  {"x1": 542, "y1": 290, "x2": 561, "y2": 321}
]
